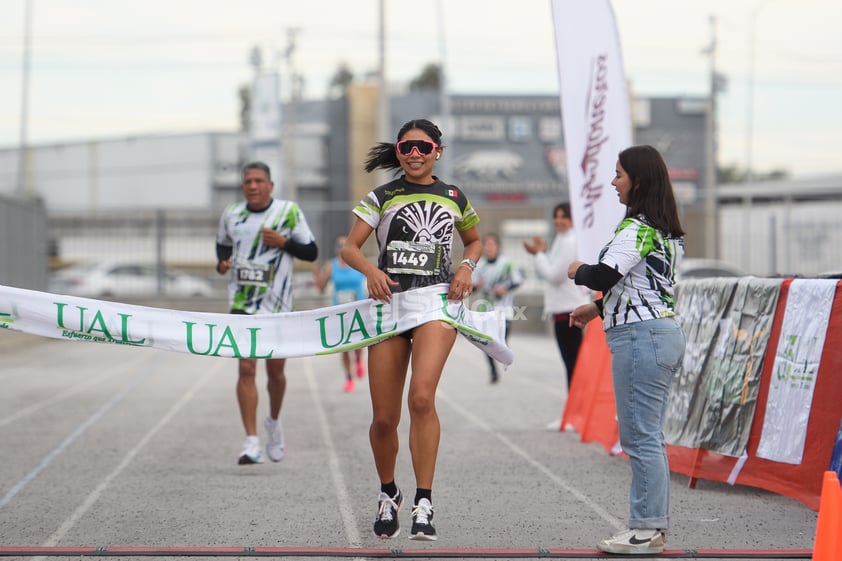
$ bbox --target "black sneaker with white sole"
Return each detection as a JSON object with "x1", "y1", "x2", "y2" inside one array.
[
  {"x1": 373, "y1": 489, "x2": 403, "y2": 539},
  {"x1": 409, "y1": 498, "x2": 437, "y2": 541}
]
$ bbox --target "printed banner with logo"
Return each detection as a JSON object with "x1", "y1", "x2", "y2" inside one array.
[
  {"x1": 550, "y1": 0, "x2": 630, "y2": 263},
  {"x1": 665, "y1": 277, "x2": 738, "y2": 445},
  {"x1": 756, "y1": 279, "x2": 837, "y2": 464},
  {"x1": 665, "y1": 277, "x2": 783, "y2": 457},
  {"x1": 0, "y1": 284, "x2": 513, "y2": 366}
]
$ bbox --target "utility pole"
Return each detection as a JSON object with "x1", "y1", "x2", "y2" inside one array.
[
  {"x1": 702, "y1": 15, "x2": 718, "y2": 259},
  {"x1": 436, "y1": 0, "x2": 452, "y2": 180},
  {"x1": 17, "y1": 0, "x2": 32, "y2": 197},
  {"x1": 283, "y1": 28, "x2": 300, "y2": 203},
  {"x1": 376, "y1": 0, "x2": 390, "y2": 187}
]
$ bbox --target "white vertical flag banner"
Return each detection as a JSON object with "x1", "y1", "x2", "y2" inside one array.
[
  {"x1": 756, "y1": 279, "x2": 836, "y2": 464},
  {"x1": 551, "y1": 0, "x2": 631, "y2": 262}
]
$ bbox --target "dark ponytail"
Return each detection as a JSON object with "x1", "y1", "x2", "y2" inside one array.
[
  {"x1": 364, "y1": 118, "x2": 444, "y2": 173},
  {"x1": 364, "y1": 142, "x2": 401, "y2": 173}
]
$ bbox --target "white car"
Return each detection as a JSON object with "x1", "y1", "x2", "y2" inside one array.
[
  {"x1": 49, "y1": 261, "x2": 214, "y2": 298},
  {"x1": 676, "y1": 258, "x2": 744, "y2": 280}
]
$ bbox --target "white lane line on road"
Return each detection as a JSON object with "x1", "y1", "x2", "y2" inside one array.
[
  {"x1": 507, "y1": 374, "x2": 566, "y2": 399},
  {"x1": 302, "y1": 357, "x2": 363, "y2": 547},
  {"x1": 39, "y1": 359, "x2": 221, "y2": 548},
  {"x1": 0, "y1": 350, "x2": 159, "y2": 428},
  {"x1": 436, "y1": 389, "x2": 625, "y2": 531},
  {"x1": 0, "y1": 370, "x2": 115, "y2": 428},
  {"x1": 0, "y1": 356, "x2": 157, "y2": 511},
  {"x1": 450, "y1": 337, "x2": 565, "y2": 398}
]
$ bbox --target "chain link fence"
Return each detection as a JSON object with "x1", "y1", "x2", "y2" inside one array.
[{"x1": 46, "y1": 203, "x2": 559, "y2": 333}]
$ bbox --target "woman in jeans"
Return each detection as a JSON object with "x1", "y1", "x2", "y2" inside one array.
[{"x1": 568, "y1": 145, "x2": 686, "y2": 555}]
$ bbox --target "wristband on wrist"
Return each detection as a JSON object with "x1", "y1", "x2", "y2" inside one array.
[{"x1": 460, "y1": 258, "x2": 477, "y2": 272}]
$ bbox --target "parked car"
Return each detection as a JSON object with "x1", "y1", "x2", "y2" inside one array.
[
  {"x1": 49, "y1": 261, "x2": 214, "y2": 298},
  {"x1": 676, "y1": 258, "x2": 744, "y2": 280}
]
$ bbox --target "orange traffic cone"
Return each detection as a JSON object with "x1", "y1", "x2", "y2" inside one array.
[{"x1": 813, "y1": 471, "x2": 841, "y2": 561}]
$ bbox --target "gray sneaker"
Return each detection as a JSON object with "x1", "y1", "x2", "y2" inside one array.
[{"x1": 597, "y1": 528, "x2": 666, "y2": 554}]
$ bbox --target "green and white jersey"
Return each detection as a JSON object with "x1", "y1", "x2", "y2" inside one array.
[
  {"x1": 472, "y1": 255, "x2": 524, "y2": 320},
  {"x1": 217, "y1": 198, "x2": 315, "y2": 314},
  {"x1": 599, "y1": 216, "x2": 684, "y2": 329},
  {"x1": 353, "y1": 176, "x2": 479, "y2": 292}
]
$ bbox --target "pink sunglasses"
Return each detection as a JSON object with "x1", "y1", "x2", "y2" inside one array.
[{"x1": 396, "y1": 139, "x2": 439, "y2": 156}]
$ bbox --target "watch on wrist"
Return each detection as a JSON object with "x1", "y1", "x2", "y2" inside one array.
[{"x1": 460, "y1": 258, "x2": 477, "y2": 271}]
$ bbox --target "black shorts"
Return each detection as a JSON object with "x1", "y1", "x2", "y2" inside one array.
[{"x1": 398, "y1": 328, "x2": 414, "y2": 342}]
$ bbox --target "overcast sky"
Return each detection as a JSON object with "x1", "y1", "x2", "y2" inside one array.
[{"x1": 0, "y1": 0, "x2": 840, "y2": 178}]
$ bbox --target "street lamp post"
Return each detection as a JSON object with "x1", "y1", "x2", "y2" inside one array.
[
  {"x1": 743, "y1": 0, "x2": 776, "y2": 269},
  {"x1": 745, "y1": 0, "x2": 775, "y2": 188},
  {"x1": 703, "y1": 15, "x2": 718, "y2": 259}
]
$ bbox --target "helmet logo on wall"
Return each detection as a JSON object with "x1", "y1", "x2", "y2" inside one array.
[{"x1": 452, "y1": 150, "x2": 523, "y2": 182}]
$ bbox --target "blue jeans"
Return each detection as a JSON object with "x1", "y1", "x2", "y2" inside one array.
[{"x1": 605, "y1": 317, "x2": 685, "y2": 530}]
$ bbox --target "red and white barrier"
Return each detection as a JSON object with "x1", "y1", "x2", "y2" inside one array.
[{"x1": 562, "y1": 277, "x2": 842, "y2": 511}]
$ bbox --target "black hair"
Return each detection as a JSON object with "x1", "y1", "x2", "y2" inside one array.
[
  {"x1": 553, "y1": 202, "x2": 571, "y2": 220},
  {"x1": 242, "y1": 161, "x2": 271, "y2": 181},
  {"x1": 364, "y1": 118, "x2": 443, "y2": 173},
  {"x1": 618, "y1": 145, "x2": 685, "y2": 237}
]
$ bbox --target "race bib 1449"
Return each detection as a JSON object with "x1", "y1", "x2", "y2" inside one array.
[{"x1": 385, "y1": 240, "x2": 442, "y2": 276}]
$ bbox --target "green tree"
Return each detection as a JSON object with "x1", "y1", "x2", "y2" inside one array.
[
  {"x1": 329, "y1": 62, "x2": 354, "y2": 95},
  {"x1": 238, "y1": 84, "x2": 250, "y2": 132},
  {"x1": 717, "y1": 164, "x2": 789, "y2": 184},
  {"x1": 409, "y1": 63, "x2": 441, "y2": 91}
]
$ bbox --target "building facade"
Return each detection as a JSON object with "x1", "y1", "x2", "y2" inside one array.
[{"x1": 0, "y1": 90, "x2": 717, "y2": 275}]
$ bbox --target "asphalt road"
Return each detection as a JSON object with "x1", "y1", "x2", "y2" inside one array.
[{"x1": 0, "y1": 327, "x2": 819, "y2": 560}]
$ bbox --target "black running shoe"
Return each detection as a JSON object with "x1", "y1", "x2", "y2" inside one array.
[
  {"x1": 409, "y1": 498, "x2": 437, "y2": 541},
  {"x1": 373, "y1": 489, "x2": 403, "y2": 538}
]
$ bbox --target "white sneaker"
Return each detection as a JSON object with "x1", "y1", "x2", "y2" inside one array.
[
  {"x1": 237, "y1": 435, "x2": 264, "y2": 465},
  {"x1": 264, "y1": 416, "x2": 286, "y2": 462},
  {"x1": 597, "y1": 528, "x2": 666, "y2": 554}
]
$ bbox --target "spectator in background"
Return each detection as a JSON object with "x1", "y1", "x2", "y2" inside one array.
[
  {"x1": 313, "y1": 235, "x2": 367, "y2": 392},
  {"x1": 472, "y1": 233, "x2": 523, "y2": 383},
  {"x1": 523, "y1": 202, "x2": 591, "y2": 400},
  {"x1": 216, "y1": 161, "x2": 318, "y2": 465}
]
